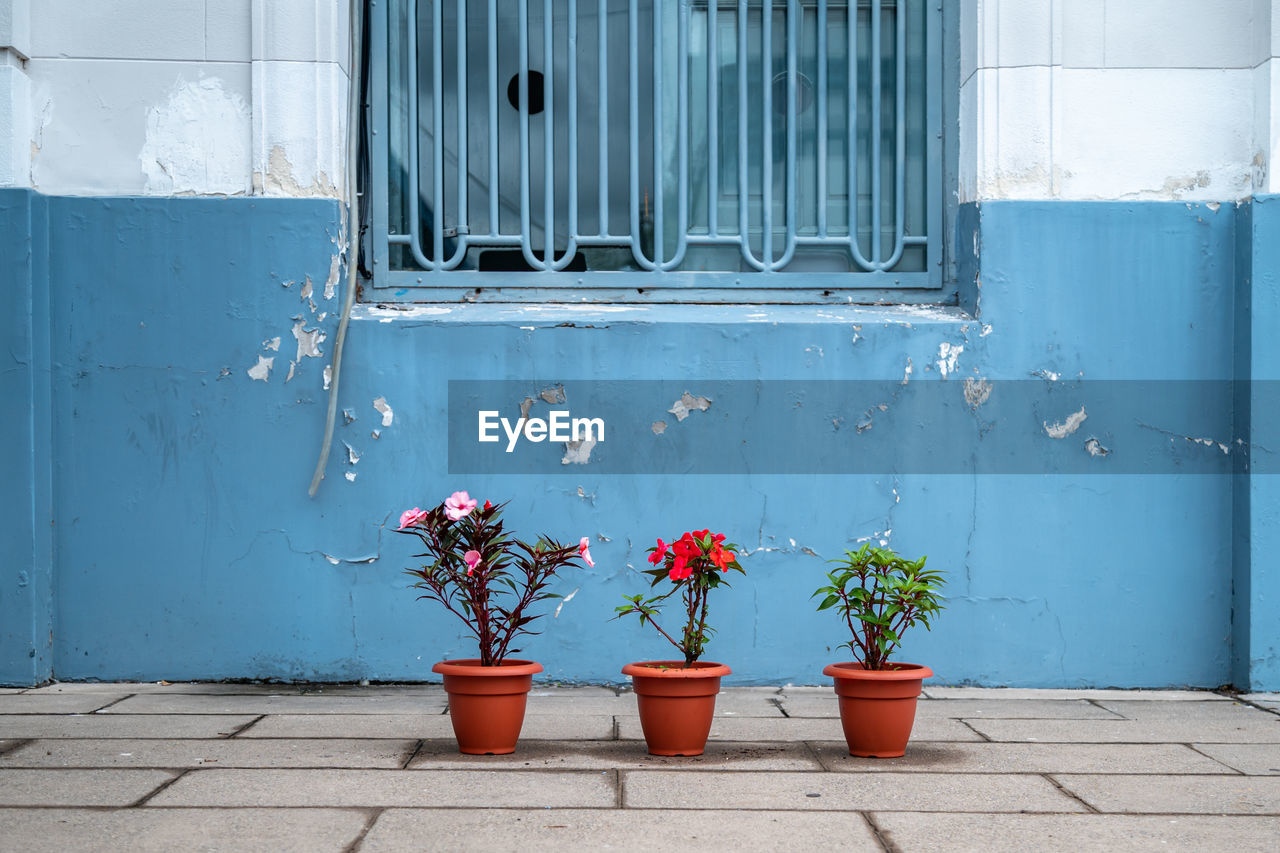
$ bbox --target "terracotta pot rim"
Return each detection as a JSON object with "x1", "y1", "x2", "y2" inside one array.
[
  {"x1": 622, "y1": 660, "x2": 732, "y2": 678},
  {"x1": 823, "y1": 661, "x2": 933, "y2": 681},
  {"x1": 432, "y1": 658, "x2": 543, "y2": 677}
]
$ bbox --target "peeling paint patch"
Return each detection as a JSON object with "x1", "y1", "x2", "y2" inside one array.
[
  {"x1": 300, "y1": 276, "x2": 313, "y2": 301},
  {"x1": 345, "y1": 471, "x2": 357, "y2": 482},
  {"x1": 936, "y1": 343, "x2": 962, "y2": 379},
  {"x1": 218, "y1": 367, "x2": 232, "y2": 379},
  {"x1": 323, "y1": 364, "x2": 332, "y2": 391},
  {"x1": 980, "y1": 324, "x2": 993, "y2": 337},
  {"x1": 901, "y1": 358, "x2": 913, "y2": 386},
  {"x1": 1045, "y1": 406, "x2": 1088, "y2": 439},
  {"x1": 805, "y1": 346, "x2": 824, "y2": 358},
  {"x1": 519, "y1": 397, "x2": 535, "y2": 419},
  {"x1": 285, "y1": 361, "x2": 296, "y2": 383},
  {"x1": 343, "y1": 408, "x2": 356, "y2": 424},
  {"x1": 247, "y1": 355, "x2": 273, "y2": 382},
  {"x1": 554, "y1": 587, "x2": 580, "y2": 618},
  {"x1": 324, "y1": 255, "x2": 340, "y2": 300},
  {"x1": 1084, "y1": 438, "x2": 1110, "y2": 457},
  {"x1": 540, "y1": 385, "x2": 567, "y2": 404},
  {"x1": 561, "y1": 438, "x2": 597, "y2": 465},
  {"x1": 373, "y1": 397, "x2": 394, "y2": 427},
  {"x1": 1032, "y1": 369, "x2": 1060, "y2": 382},
  {"x1": 651, "y1": 420, "x2": 667, "y2": 435},
  {"x1": 140, "y1": 77, "x2": 250, "y2": 195},
  {"x1": 254, "y1": 144, "x2": 338, "y2": 197},
  {"x1": 344, "y1": 443, "x2": 362, "y2": 465},
  {"x1": 963, "y1": 377, "x2": 992, "y2": 408},
  {"x1": 292, "y1": 319, "x2": 325, "y2": 360},
  {"x1": 668, "y1": 392, "x2": 712, "y2": 422},
  {"x1": 263, "y1": 336, "x2": 281, "y2": 352}
]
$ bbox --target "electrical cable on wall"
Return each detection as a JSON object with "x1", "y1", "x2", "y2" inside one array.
[{"x1": 309, "y1": 0, "x2": 365, "y2": 498}]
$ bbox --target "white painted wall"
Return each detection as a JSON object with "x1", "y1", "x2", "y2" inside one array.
[
  {"x1": 960, "y1": 0, "x2": 1276, "y2": 202},
  {"x1": 6, "y1": 0, "x2": 1280, "y2": 203},
  {"x1": 12, "y1": 0, "x2": 348, "y2": 197}
]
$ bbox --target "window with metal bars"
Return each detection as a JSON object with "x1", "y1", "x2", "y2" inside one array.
[{"x1": 368, "y1": 0, "x2": 942, "y2": 301}]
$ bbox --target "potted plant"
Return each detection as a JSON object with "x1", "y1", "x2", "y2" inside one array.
[
  {"x1": 615, "y1": 529, "x2": 744, "y2": 756},
  {"x1": 396, "y1": 491, "x2": 592, "y2": 754},
  {"x1": 813, "y1": 543, "x2": 945, "y2": 757}
]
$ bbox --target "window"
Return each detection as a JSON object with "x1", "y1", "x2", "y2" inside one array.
[{"x1": 368, "y1": 0, "x2": 943, "y2": 301}]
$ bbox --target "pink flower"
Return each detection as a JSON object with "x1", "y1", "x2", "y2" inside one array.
[
  {"x1": 398, "y1": 507, "x2": 429, "y2": 529},
  {"x1": 463, "y1": 549, "x2": 482, "y2": 576},
  {"x1": 579, "y1": 537, "x2": 595, "y2": 568},
  {"x1": 444, "y1": 491, "x2": 477, "y2": 521},
  {"x1": 647, "y1": 538, "x2": 667, "y2": 565},
  {"x1": 669, "y1": 555, "x2": 692, "y2": 582}
]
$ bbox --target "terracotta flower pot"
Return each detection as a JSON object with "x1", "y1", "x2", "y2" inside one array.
[
  {"x1": 822, "y1": 661, "x2": 933, "y2": 758},
  {"x1": 432, "y1": 658, "x2": 542, "y2": 754},
  {"x1": 622, "y1": 660, "x2": 731, "y2": 756}
]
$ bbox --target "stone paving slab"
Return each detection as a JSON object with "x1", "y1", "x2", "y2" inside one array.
[
  {"x1": 924, "y1": 687, "x2": 1231, "y2": 701},
  {"x1": 104, "y1": 693, "x2": 447, "y2": 715},
  {"x1": 0, "y1": 694, "x2": 132, "y2": 714},
  {"x1": 408, "y1": 739, "x2": 821, "y2": 771},
  {"x1": 527, "y1": 687, "x2": 623, "y2": 698},
  {"x1": 148, "y1": 768, "x2": 616, "y2": 808},
  {"x1": 872, "y1": 813, "x2": 1280, "y2": 853},
  {"x1": 1055, "y1": 774, "x2": 1280, "y2": 814},
  {"x1": 623, "y1": 770, "x2": 1086, "y2": 812},
  {"x1": 360, "y1": 808, "x2": 881, "y2": 852},
  {"x1": 0, "y1": 738, "x2": 418, "y2": 769},
  {"x1": 0, "y1": 714, "x2": 260, "y2": 739},
  {"x1": 0, "y1": 769, "x2": 174, "y2": 806},
  {"x1": 968, "y1": 715, "x2": 1280, "y2": 744},
  {"x1": 0, "y1": 808, "x2": 369, "y2": 853},
  {"x1": 810, "y1": 741, "x2": 1239, "y2": 774},
  {"x1": 1095, "y1": 699, "x2": 1279, "y2": 723},
  {"x1": 240, "y1": 713, "x2": 614, "y2": 740},
  {"x1": 20, "y1": 682, "x2": 447, "y2": 696},
  {"x1": 616, "y1": 714, "x2": 982, "y2": 743},
  {"x1": 780, "y1": 696, "x2": 1123, "y2": 720},
  {"x1": 1192, "y1": 743, "x2": 1280, "y2": 775},
  {"x1": 0, "y1": 688, "x2": 26, "y2": 694}
]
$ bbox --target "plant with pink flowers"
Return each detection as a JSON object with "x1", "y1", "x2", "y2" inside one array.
[
  {"x1": 396, "y1": 491, "x2": 593, "y2": 667},
  {"x1": 615, "y1": 530, "x2": 745, "y2": 666}
]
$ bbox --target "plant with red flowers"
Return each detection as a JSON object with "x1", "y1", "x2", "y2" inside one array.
[
  {"x1": 615, "y1": 529, "x2": 745, "y2": 666},
  {"x1": 396, "y1": 492, "x2": 593, "y2": 667}
]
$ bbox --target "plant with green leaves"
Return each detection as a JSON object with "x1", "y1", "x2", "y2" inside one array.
[{"x1": 812, "y1": 543, "x2": 945, "y2": 670}]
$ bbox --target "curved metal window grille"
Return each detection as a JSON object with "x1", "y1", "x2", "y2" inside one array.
[{"x1": 370, "y1": 0, "x2": 941, "y2": 294}]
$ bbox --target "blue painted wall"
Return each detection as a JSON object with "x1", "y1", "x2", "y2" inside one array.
[{"x1": 2, "y1": 189, "x2": 1276, "y2": 688}]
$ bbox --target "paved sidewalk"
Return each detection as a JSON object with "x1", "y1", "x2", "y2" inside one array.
[{"x1": 1, "y1": 683, "x2": 1278, "y2": 851}]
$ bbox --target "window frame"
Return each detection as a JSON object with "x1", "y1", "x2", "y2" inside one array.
[{"x1": 365, "y1": 0, "x2": 953, "y2": 305}]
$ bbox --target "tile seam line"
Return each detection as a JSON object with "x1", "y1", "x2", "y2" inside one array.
[
  {"x1": 223, "y1": 715, "x2": 266, "y2": 738},
  {"x1": 89, "y1": 695, "x2": 136, "y2": 714},
  {"x1": 0, "y1": 767, "x2": 1256, "y2": 776},
  {"x1": 862, "y1": 811, "x2": 896, "y2": 853},
  {"x1": 399, "y1": 740, "x2": 424, "y2": 769},
  {"x1": 2, "y1": 805, "x2": 1271, "y2": 816},
  {"x1": 343, "y1": 807, "x2": 383, "y2": 853},
  {"x1": 1184, "y1": 743, "x2": 1249, "y2": 775},
  {"x1": 1042, "y1": 772, "x2": 1100, "y2": 813},
  {"x1": 128, "y1": 768, "x2": 190, "y2": 808}
]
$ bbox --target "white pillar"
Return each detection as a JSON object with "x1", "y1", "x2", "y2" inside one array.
[{"x1": 0, "y1": 0, "x2": 31, "y2": 188}]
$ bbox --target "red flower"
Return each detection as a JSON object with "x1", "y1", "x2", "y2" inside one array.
[
  {"x1": 710, "y1": 545, "x2": 736, "y2": 570},
  {"x1": 483, "y1": 499, "x2": 493, "y2": 511},
  {"x1": 647, "y1": 538, "x2": 668, "y2": 565},
  {"x1": 672, "y1": 533, "x2": 700, "y2": 560},
  {"x1": 668, "y1": 555, "x2": 693, "y2": 581}
]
